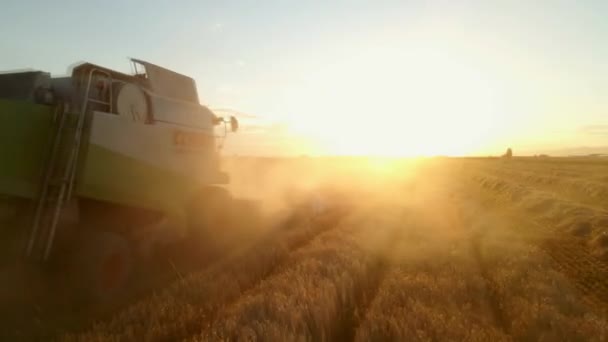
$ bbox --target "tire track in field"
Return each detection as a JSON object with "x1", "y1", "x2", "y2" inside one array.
[
  {"x1": 64, "y1": 206, "x2": 348, "y2": 342},
  {"x1": 447, "y1": 188, "x2": 512, "y2": 336},
  {"x1": 542, "y1": 235, "x2": 608, "y2": 314},
  {"x1": 193, "y1": 206, "x2": 405, "y2": 342},
  {"x1": 181, "y1": 207, "x2": 349, "y2": 341},
  {"x1": 332, "y1": 222, "x2": 404, "y2": 342},
  {"x1": 469, "y1": 231, "x2": 511, "y2": 336},
  {"x1": 468, "y1": 172, "x2": 608, "y2": 316},
  {"x1": 193, "y1": 216, "x2": 372, "y2": 341}
]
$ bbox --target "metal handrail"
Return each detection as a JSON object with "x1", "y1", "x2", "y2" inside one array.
[
  {"x1": 42, "y1": 68, "x2": 113, "y2": 260},
  {"x1": 66, "y1": 68, "x2": 113, "y2": 201},
  {"x1": 25, "y1": 103, "x2": 66, "y2": 258}
]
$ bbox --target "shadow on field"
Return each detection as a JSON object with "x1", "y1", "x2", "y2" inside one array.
[{"x1": 0, "y1": 181, "x2": 350, "y2": 341}]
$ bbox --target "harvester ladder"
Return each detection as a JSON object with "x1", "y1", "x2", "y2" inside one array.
[{"x1": 25, "y1": 69, "x2": 113, "y2": 261}]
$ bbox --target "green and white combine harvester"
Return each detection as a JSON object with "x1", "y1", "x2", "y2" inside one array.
[{"x1": 0, "y1": 59, "x2": 240, "y2": 304}]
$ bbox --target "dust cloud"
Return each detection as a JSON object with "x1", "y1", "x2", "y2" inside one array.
[
  {"x1": 216, "y1": 156, "x2": 478, "y2": 255},
  {"x1": 221, "y1": 156, "x2": 426, "y2": 215}
]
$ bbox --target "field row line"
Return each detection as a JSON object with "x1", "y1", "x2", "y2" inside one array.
[
  {"x1": 352, "y1": 202, "x2": 513, "y2": 341},
  {"x1": 465, "y1": 172, "x2": 608, "y2": 315},
  {"x1": 192, "y1": 206, "x2": 407, "y2": 341},
  {"x1": 63, "y1": 205, "x2": 349, "y2": 342},
  {"x1": 475, "y1": 167, "x2": 608, "y2": 209}
]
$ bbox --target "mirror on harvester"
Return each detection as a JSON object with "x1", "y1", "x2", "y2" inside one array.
[{"x1": 230, "y1": 116, "x2": 239, "y2": 132}]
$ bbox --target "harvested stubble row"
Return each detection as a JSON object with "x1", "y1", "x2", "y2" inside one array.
[
  {"x1": 476, "y1": 166, "x2": 608, "y2": 208},
  {"x1": 354, "y1": 198, "x2": 511, "y2": 342},
  {"x1": 472, "y1": 173, "x2": 599, "y2": 216},
  {"x1": 471, "y1": 172, "x2": 608, "y2": 260},
  {"x1": 459, "y1": 182, "x2": 608, "y2": 339},
  {"x1": 62, "y1": 206, "x2": 345, "y2": 342},
  {"x1": 192, "y1": 206, "x2": 406, "y2": 341},
  {"x1": 474, "y1": 227, "x2": 608, "y2": 341},
  {"x1": 453, "y1": 172, "x2": 608, "y2": 314},
  {"x1": 483, "y1": 159, "x2": 608, "y2": 180},
  {"x1": 354, "y1": 190, "x2": 608, "y2": 342}
]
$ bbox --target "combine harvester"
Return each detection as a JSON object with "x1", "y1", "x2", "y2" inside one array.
[{"x1": 0, "y1": 59, "x2": 242, "y2": 307}]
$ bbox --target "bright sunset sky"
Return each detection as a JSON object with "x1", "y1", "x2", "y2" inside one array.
[{"x1": 2, "y1": 1, "x2": 607, "y2": 156}]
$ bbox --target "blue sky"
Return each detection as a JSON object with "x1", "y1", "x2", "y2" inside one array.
[{"x1": 2, "y1": 1, "x2": 607, "y2": 156}]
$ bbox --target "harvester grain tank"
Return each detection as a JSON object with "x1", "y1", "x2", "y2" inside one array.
[{"x1": 0, "y1": 59, "x2": 238, "y2": 304}]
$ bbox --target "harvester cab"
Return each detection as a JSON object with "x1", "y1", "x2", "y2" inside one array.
[{"x1": 0, "y1": 59, "x2": 238, "y2": 304}]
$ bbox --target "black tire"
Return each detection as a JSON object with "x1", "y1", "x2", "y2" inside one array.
[{"x1": 72, "y1": 231, "x2": 133, "y2": 311}]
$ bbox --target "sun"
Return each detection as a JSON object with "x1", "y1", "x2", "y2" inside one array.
[{"x1": 281, "y1": 48, "x2": 507, "y2": 157}]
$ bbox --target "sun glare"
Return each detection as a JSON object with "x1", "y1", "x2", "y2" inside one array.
[{"x1": 280, "y1": 39, "x2": 509, "y2": 157}]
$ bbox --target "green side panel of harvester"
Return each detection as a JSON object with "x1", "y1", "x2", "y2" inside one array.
[
  {"x1": 0, "y1": 99, "x2": 54, "y2": 199},
  {"x1": 78, "y1": 144, "x2": 197, "y2": 216},
  {"x1": 1, "y1": 98, "x2": 210, "y2": 219}
]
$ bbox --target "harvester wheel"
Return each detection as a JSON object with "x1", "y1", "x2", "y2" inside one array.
[{"x1": 73, "y1": 231, "x2": 133, "y2": 311}]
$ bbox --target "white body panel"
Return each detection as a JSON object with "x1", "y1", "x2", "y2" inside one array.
[
  {"x1": 147, "y1": 92, "x2": 214, "y2": 130},
  {"x1": 88, "y1": 111, "x2": 217, "y2": 179}
]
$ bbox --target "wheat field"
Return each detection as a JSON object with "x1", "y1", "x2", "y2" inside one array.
[{"x1": 7, "y1": 157, "x2": 608, "y2": 341}]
